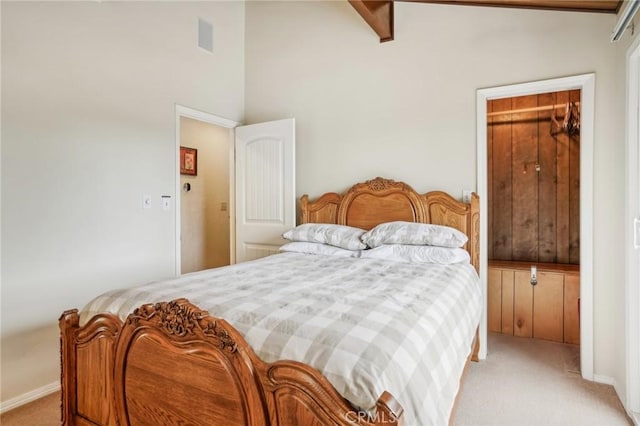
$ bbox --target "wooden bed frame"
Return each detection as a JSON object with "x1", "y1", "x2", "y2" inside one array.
[{"x1": 59, "y1": 177, "x2": 480, "y2": 426}]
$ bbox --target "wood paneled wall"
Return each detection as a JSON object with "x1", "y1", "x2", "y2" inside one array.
[{"x1": 487, "y1": 90, "x2": 580, "y2": 264}]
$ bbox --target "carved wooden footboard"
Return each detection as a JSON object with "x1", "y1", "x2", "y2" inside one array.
[{"x1": 60, "y1": 298, "x2": 404, "y2": 426}]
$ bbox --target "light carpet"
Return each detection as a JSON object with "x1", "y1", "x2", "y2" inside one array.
[{"x1": 454, "y1": 333, "x2": 631, "y2": 426}]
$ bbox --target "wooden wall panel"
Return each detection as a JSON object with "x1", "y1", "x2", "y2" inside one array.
[
  {"x1": 487, "y1": 101, "x2": 494, "y2": 260},
  {"x1": 514, "y1": 271, "x2": 533, "y2": 338},
  {"x1": 489, "y1": 262, "x2": 580, "y2": 344},
  {"x1": 555, "y1": 91, "x2": 571, "y2": 264},
  {"x1": 487, "y1": 91, "x2": 580, "y2": 265},
  {"x1": 491, "y1": 98, "x2": 514, "y2": 260},
  {"x1": 501, "y1": 270, "x2": 515, "y2": 335},
  {"x1": 511, "y1": 95, "x2": 539, "y2": 260},
  {"x1": 564, "y1": 273, "x2": 581, "y2": 344},
  {"x1": 537, "y1": 92, "x2": 558, "y2": 263},
  {"x1": 488, "y1": 268, "x2": 502, "y2": 333},
  {"x1": 569, "y1": 90, "x2": 581, "y2": 264},
  {"x1": 533, "y1": 272, "x2": 564, "y2": 342}
]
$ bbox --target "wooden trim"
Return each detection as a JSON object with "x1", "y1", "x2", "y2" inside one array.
[
  {"x1": 59, "y1": 309, "x2": 79, "y2": 425},
  {"x1": 348, "y1": 0, "x2": 619, "y2": 46},
  {"x1": 348, "y1": 0, "x2": 394, "y2": 42},
  {"x1": 488, "y1": 260, "x2": 579, "y2": 274},
  {"x1": 398, "y1": 0, "x2": 620, "y2": 14},
  {"x1": 487, "y1": 101, "x2": 580, "y2": 117}
]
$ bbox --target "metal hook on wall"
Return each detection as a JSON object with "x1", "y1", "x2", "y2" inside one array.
[{"x1": 522, "y1": 163, "x2": 542, "y2": 174}]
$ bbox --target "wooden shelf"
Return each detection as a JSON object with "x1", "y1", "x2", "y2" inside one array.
[{"x1": 489, "y1": 260, "x2": 579, "y2": 274}]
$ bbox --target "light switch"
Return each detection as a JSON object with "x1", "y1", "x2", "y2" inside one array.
[
  {"x1": 220, "y1": 202, "x2": 228, "y2": 212},
  {"x1": 462, "y1": 190, "x2": 472, "y2": 203},
  {"x1": 162, "y1": 196, "x2": 171, "y2": 211},
  {"x1": 143, "y1": 194, "x2": 152, "y2": 209}
]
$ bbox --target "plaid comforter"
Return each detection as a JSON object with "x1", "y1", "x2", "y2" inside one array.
[{"x1": 81, "y1": 252, "x2": 482, "y2": 426}]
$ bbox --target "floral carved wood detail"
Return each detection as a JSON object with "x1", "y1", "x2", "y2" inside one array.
[
  {"x1": 364, "y1": 177, "x2": 403, "y2": 192},
  {"x1": 131, "y1": 298, "x2": 237, "y2": 353}
]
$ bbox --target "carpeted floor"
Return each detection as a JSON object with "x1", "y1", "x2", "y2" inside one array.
[
  {"x1": 1, "y1": 333, "x2": 632, "y2": 425},
  {"x1": 1, "y1": 391, "x2": 59, "y2": 426},
  {"x1": 454, "y1": 333, "x2": 631, "y2": 426}
]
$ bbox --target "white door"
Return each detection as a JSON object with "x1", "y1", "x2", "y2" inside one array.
[{"x1": 235, "y1": 118, "x2": 295, "y2": 263}]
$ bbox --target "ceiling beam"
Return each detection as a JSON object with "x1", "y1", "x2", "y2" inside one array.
[
  {"x1": 348, "y1": 0, "x2": 619, "y2": 44},
  {"x1": 348, "y1": 0, "x2": 394, "y2": 42},
  {"x1": 399, "y1": 0, "x2": 621, "y2": 14}
]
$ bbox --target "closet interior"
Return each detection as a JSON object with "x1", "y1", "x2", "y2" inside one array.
[{"x1": 486, "y1": 90, "x2": 581, "y2": 349}]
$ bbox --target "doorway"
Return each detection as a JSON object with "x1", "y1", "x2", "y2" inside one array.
[
  {"x1": 477, "y1": 74, "x2": 595, "y2": 379},
  {"x1": 174, "y1": 106, "x2": 239, "y2": 275},
  {"x1": 179, "y1": 117, "x2": 231, "y2": 274},
  {"x1": 486, "y1": 90, "x2": 581, "y2": 350}
]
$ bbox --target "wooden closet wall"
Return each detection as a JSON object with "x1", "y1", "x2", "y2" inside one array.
[{"x1": 487, "y1": 90, "x2": 580, "y2": 264}]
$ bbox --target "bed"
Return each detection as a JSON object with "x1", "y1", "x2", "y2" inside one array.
[{"x1": 59, "y1": 177, "x2": 481, "y2": 426}]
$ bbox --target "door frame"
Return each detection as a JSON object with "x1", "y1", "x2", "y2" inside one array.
[
  {"x1": 626, "y1": 36, "x2": 640, "y2": 422},
  {"x1": 476, "y1": 74, "x2": 595, "y2": 379},
  {"x1": 174, "y1": 105, "x2": 239, "y2": 275}
]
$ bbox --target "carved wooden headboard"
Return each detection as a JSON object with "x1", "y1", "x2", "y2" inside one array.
[{"x1": 299, "y1": 177, "x2": 480, "y2": 272}]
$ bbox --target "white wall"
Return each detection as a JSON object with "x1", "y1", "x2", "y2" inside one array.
[
  {"x1": 180, "y1": 117, "x2": 231, "y2": 274},
  {"x1": 245, "y1": 0, "x2": 628, "y2": 396},
  {"x1": 1, "y1": 1, "x2": 244, "y2": 403}
]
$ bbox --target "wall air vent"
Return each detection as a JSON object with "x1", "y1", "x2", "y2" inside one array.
[{"x1": 198, "y1": 18, "x2": 213, "y2": 53}]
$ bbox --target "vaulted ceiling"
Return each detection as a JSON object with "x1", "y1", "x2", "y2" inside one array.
[{"x1": 348, "y1": 0, "x2": 622, "y2": 42}]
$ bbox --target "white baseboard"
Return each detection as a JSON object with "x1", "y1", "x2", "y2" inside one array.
[
  {"x1": 593, "y1": 373, "x2": 617, "y2": 386},
  {"x1": 593, "y1": 374, "x2": 638, "y2": 424},
  {"x1": 593, "y1": 374, "x2": 624, "y2": 406},
  {"x1": 0, "y1": 382, "x2": 60, "y2": 414}
]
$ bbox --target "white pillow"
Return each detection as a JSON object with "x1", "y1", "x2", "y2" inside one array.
[
  {"x1": 361, "y1": 221, "x2": 468, "y2": 248},
  {"x1": 279, "y1": 242, "x2": 360, "y2": 257},
  {"x1": 360, "y1": 244, "x2": 470, "y2": 264},
  {"x1": 282, "y1": 223, "x2": 367, "y2": 250}
]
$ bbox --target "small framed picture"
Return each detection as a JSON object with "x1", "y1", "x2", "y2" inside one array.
[{"x1": 180, "y1": 146, "x2": 197, "y2": 176}]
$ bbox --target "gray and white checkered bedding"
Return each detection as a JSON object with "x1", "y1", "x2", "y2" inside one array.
[{"x1": 80, "y1": 252, "x2": 482, "y2": 426}]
